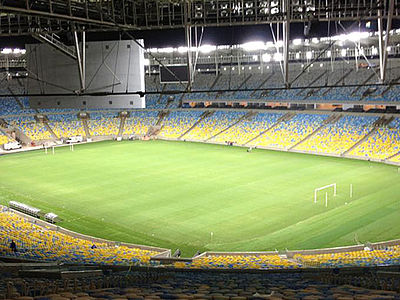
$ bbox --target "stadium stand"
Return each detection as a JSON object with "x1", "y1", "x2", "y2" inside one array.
[
  {"x1": 47, "y1": 114, "x2": 85, "y2": 138},
  {"x1": 250, "y1": 114, "x2": 329, "y2": 149},
  {"x1": 0, "y1": 209, "x2": 161, "y2": 265},
  {"x1": 0, "y1": 130, "x2": 10, "y2": 145},
  {"x1": 175, "y1": 254, "x2": 300, "y2": 270},
  {"x1": 184, "y1": 111, "x2": 247, "y2": 141},
  {"x1": 294, "y1": 247, "x2": 400, "y2": 268},
  {"x1": 349, "y1": 118, "x2": 400, "y2": 160},
  {"x1": 158, "y1": 111, "x2": 204, "y2": 139},
  {"x1": 2, "y1": 268, "x2": 400, "y2": 300},
  {"x1": 123, "y1": 111, "x2": 159, "y2": 136},
  {"x1": 9, "y1": 119, "x2": 52, "y2": 141},
  {"x1": 87, "y1": 112, "x2": 120, "y2": 137},
  {"x1": 210, "y1": 112, "x2": 284, "y2": 145},
  {"x1": 295, "y1": 115, "x2": 379, "y2": 155},
  {"x1": 391, "y1": 153, "x2": 400, "y2": 163},
  {"x1": 180, "y1": 65, "x2": 400, "y2": 102},
  {"x1": 3, "y1": 207, "x2": 400, "y2": 271},
  {"x1": 0, "y1": 97, "x2": 36, "y2": 116}
]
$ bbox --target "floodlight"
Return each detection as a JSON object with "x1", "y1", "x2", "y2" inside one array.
[
  {"x1": 274, "y1": 52, "x2": 283, "y2": 61},
  {"x1": 262, "y1": 53, "x2": 271, "y2": 62},
  {"x1": 241, "y1": 41, "x2": 265, "y2": 51},
  {"x1": 311, "y1": 38, "x2": 319, "y2": 44},
  {"x1": 178, "y1": 47, "x2": 188, "y2": 53},
  {"x1": 1, "y1": 48, "x2": 12, "y2": 54},
  {"x1": 199, "y1": 45, "x2": 216, "y2": 53},
  {"x1": 293, "y1": 39, "x2": 302, "y2": 46},
  {"x1": 158, "y1": 47, "x2": 174, "y2": 53}
]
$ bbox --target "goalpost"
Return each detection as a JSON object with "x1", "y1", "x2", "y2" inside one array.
[
  {"x1": 314, "y1": 183, "x2": 336, "y2": 206},
  {"x1": 44, "y1": 144, "x2": 75, "y2": 155}
]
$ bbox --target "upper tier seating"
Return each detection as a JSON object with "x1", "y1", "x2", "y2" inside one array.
[
  {"x1": 295, "y1": 115, "x2": 379, "y2": 155},
  {"x1": 0, "y1": 97, "x2": 36, "y2": 116},
  {"x1": 250, "y1": 114, "x2": 328, "y2": 149}
]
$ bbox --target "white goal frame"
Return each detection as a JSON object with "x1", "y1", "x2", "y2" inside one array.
[{"x1": 314, "y1": 183, "x2": 336, "y2": 204}]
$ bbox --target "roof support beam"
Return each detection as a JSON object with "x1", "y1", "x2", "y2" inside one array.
[
  {"x1": 0, "y1": 5, "x2": 135, "y2": 30},
  {"x1": 32, "y1": 32, "x2": 77, "y2": 60}
]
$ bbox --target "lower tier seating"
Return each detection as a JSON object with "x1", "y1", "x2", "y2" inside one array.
[
  {"x1": 184, "y1": 111, "x2": 246, "y2": 141},
  {"x1": 3, "y1": 209, "x2": 400, "y2": 270},
  {"x1": 158, "y1": 111, "x2": 204, "y2": 139},
  {"x1": 295, "y1": 115, "x2": 379, "y2": 155},
  {"x1": 0, "y1": 210, "x2": 160, "y2": 265},
  {"x1": 11, "y1": 120, "x2": 52, "y2": 141},
  {"x1": 349, "y1": 118, "x2": 400, "y2": 159},
  {"x1": 250, "y1": 114, "x2": 328, "y2": 149},
  {"x1": 49, "y1": 120, "x2": 85, "y2": 138},
  {"x1": 211, "y1": 112, "x2": 283, "y2": 145},
  {"x1": 123, "y1": 111, "x2": 159, "y2": 136},
  {"x1": 0, "y1": 131, "x2": 11, "y2": 145}
]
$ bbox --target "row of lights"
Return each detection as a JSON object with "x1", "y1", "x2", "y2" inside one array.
[
  {"x1": 147, "y1": 30, "x2": 400, "y2": 55},
  {"x1": 146, "y1": 46, "x2": 394, "y2": 65},
  {"x1": 1, "y1": 48, "x2": 26, "y2": 55},
  {"x1": 145, "y1": 63, "x2": 328, "y2": 74}
]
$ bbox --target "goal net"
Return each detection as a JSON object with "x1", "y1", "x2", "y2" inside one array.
[{"x1": 314, "y1": 183, "x2": 336, "y2": 206}]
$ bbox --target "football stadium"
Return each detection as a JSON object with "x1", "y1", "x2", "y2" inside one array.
[{"x1": 1, "y1": 0, "x2": 400, "y2": 298}]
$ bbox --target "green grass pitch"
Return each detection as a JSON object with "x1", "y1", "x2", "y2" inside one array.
[{"x1": 1, "y1": 140, "x2": 400, "y2": 256}]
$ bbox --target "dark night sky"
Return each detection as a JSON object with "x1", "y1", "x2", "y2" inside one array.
[{"x1": 0, "y1": 20, "x2": 398, "y2": 49}]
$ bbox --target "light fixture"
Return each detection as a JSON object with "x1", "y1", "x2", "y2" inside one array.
[
  {"x1": 293, "y1": 39, "x2": 302, "y2": 46},
  {"x1": 262, "y1": 53, "x2": 271, "y2": 62}
]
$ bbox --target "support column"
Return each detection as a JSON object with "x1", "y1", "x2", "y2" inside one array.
[
  {"x1": 378, "y1": 0, "x2": 395, "y2": 83},
  {"x1": 184, "y1": 0, "x2": 193, "y2": 91},
  {"x1": 382, "y1": 0, "x2": 395, "y2": 83},
  {"x1": 74, "y1": 30, "x2": 85, "y2": 92},
  {"x1": 282, "y1": 0, "x2": 290, "y2": 88},
  {"x1": 82, "y1": 30, "x2": 86, "y2": 89}
]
